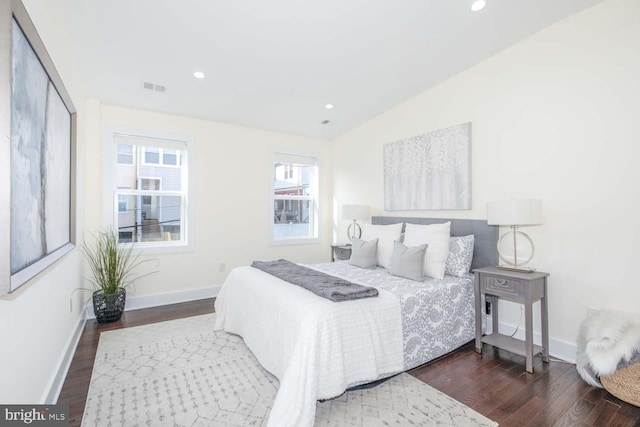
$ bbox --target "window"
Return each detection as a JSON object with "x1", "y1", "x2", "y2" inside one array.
[
  {"x1": 140, "y1": 178, "x2": 161, "y2": 191},
  {"x1": 272, "y1": 152, "x2": 318, "y2": 243},
  {"x1": 119, "y1": 231, "x2": 133, "y2": 243},
  {"x1": 163, "y1": 149, "x2": 178, "y2": 166},
  {"x1": 112, "y1": 134, "x2": 189, "y2": 248},
  {"x1": 117, "y1": 144, "x2": 134, "y2": 165},
  {"x1": 143, "y1": 147, "x2": 160, "y2": 164},
  {"x1": 142, "y1": 146, "x2": 182, "y2": 167},
  {"x1": 117, "y1": 194, "x2": 128, "y2": 212}
]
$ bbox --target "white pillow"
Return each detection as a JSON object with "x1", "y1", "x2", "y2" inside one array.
[
  {"x1": 361, "y1": 223, "x2": 403, "y2": 269},
  {"x1": 403, "y1": 222, "x2": 451, "y2": 280}
]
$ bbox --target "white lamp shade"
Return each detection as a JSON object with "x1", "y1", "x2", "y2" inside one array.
[
  {"x1": 341, "y1": 204, "x2": 370, "y2": 221},
  {"x1": 487, "y1": 199, "x2": 543, "y2": 226}
]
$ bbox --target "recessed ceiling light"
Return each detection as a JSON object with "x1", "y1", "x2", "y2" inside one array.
[
  {"x1": 471, "y1": 0, "x2": 486, "y2": 11},
  {"x1": 193, "y1": 71, "x2": 205, "y2": 79},
  {"x1": 325, "y1": 104, "x2": 334, "y2": 109}
]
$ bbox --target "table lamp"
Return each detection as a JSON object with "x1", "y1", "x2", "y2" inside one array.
[
  {"x1": 341, "y1": 204, "x2": 370, "y2": 242},
  {"x1": 487, "y1": 199, "x2": 543, "y2": 272}
]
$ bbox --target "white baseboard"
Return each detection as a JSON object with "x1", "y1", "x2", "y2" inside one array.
[
  {"x1": 487, "y1": 317, "x2": 577, "y2": 363},
  {"x1": 44, "y1": 311, "x2": 87, "y2": 404},
  {"x1": 85, "y1": 286, "x2": 220, "y2": 319}
]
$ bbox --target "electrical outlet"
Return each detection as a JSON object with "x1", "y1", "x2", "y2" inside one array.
[
  {"x1": 219, "y1": 263, "x2": 226, "y2": 272},
  {"x1": 485, "y1": 301, "x2": 491, "y2": 315}
]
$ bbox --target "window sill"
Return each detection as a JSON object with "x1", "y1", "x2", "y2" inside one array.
[{"x1": 126, "y1": 242, "x2": 193, "y2": 256}]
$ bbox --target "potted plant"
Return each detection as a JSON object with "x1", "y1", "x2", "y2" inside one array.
[{"x1": 80, "y1": 228, "x2": 153, "y2": 323}]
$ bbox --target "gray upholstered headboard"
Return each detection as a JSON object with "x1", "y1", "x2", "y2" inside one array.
[{"x1": 371, "y1": 216, "x2": 498, "y2": 270}]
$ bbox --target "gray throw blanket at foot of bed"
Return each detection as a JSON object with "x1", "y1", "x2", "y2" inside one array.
[{"x1": 251, "y1": 259, "x2": 378, "y2": 302}]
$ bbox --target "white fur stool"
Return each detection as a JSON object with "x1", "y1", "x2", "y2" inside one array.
[{"x1": 576, "y1": 309, "x2": 640, "y2": 400}]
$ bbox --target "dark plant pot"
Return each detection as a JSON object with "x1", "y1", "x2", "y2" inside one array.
[{"x1": 93, "y1": 288, "x2": 126, "y2": 323}]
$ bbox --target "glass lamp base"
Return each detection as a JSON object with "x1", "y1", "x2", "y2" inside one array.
[
  {"x1": 346, "y1": 222, "x2": 362, "y2": 242},
  {"x1": 497, "y1": 227, "x2": 536, "y2": 270}
]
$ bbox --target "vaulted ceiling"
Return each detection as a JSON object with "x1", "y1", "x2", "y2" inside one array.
[{"x1": 71, "y1": 0, "x2": 602, "y2": 139}]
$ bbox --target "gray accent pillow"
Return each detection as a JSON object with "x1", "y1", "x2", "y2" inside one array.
[
  {"x1": 349, "y1": 238, "x2": 378, "y2": 269},
  {"x1": 445, "y1": 235, "x2": 475, "y2": 277},
  {"x1": 390, "y1": 241, "x2": 428, "y2": 282}
]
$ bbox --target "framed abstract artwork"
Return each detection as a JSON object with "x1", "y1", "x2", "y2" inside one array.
[
  {"x1": 0, "y1": 0, "x2": 77, "y2": 295},
  {"x1": 384, "y1": 122, "x2": 471, "y2": 211}
]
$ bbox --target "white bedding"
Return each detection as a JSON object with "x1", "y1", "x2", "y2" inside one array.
[{"x1": 214, "y1": 265, "x2": 404, "y2": 427}]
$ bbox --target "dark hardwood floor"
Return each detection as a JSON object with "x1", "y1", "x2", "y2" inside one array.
[{"x1": 57, "y1": 299, "x2": 640, "y2": 427}]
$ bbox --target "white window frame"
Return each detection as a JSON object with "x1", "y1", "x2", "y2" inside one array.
[
  {"x1": 103, "y1": 128, "x2": 194, "y2": 254},
  {"x1": 270, "y1": 151, "x2": 319, "y2": 246}
]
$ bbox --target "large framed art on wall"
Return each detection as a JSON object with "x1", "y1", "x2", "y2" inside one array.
[
  {"x1": 0, "y1": 0, "x2": 77, "y2": 295},
  {"x1": 383, "y1": 122, "x2": 471, "y2": 211}
]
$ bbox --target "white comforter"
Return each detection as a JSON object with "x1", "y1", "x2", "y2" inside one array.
[{"x1": 214, "y1": 265, "x2": 404, "y2": 427}]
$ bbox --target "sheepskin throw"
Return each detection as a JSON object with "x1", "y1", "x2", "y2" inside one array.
[{"x1": 576, "y1": 310, "x2": 640, "y2": 387}]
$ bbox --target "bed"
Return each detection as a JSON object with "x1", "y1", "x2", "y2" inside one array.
[{"x1": 214, "y1": 216, "x2": 498, "y2": 427}]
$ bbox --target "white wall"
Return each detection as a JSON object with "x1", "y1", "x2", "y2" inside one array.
[
  {"x1": 0, "y1": 0, "x2": 87, "y2": 403},
  {"x1": 2, "y1": 0, "x2": 333, "y2": 402},
  {"x1": 83, "y1": 104, "x2": 333, "y2": 297},
  {"x1": 331, "y1": 0, "x2": 640, "y2": 352}
]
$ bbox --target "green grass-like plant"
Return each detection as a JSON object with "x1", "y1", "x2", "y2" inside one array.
[{"x1": 81, "y1": 228, "x2": 154, "y2": 295}]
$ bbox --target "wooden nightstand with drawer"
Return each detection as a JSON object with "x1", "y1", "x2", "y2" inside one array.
[
  {"x1": 473, "y1": 266, "x2": 549, "y2": 373},
  {"x1": 331, "y1": 245, "x2": 352, "y2": 262}
]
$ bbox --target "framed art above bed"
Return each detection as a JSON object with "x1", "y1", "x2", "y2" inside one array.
[{"x1": 383, "y1": 123, "x2": 472, "y2": 211}]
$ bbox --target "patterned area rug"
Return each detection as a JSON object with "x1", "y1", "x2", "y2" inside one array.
[{"x1": 82, "y1": 314, "x2": 497, "y2": 426}]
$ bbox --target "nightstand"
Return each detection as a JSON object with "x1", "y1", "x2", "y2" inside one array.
[
  {"x1": 473, "y1": 266, "x2": 549, "y2": 373},
  {"x1": 331, "y1": 244, "x2": 352, "y2": 262}
]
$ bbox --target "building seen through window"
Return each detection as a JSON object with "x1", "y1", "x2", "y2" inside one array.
[
  {"x1": 115, "y1": 138, "x2": 187, "y2": 245},
  {"x1": 272, "y1": 153, "x2": 318, "y2": 241}
]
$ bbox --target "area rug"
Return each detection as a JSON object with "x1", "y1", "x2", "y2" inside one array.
[{"x1": 82, "y1": 314, "x2": 497, "y2": 426}]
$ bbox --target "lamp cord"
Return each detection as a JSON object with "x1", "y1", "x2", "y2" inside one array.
[{"x1": 509, "y1": 306, "x2": 523, "y2": 337}]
